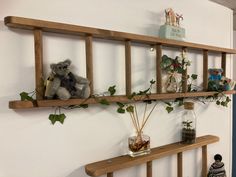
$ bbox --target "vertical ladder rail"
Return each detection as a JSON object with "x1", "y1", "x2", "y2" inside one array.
[
  {"x1": 146, "y1": 161, "x2": 152, "y2": 177},
  {"x1": 85, "y1": 35, "x2": 94, "y2": 95},
  {"x1": 182, "y1": 47, "x2": 188, "y2": 93},
  {"x1": 107, "y1": 172, "x2": 113, "y2": 177},
  {"x1": 221, "y1": 52, "x2": 226, "y2": 77},
  {"x1": 202, "y1": 145, "x2": 208, "y2": 177},
  {"x1": 203, "y1": 50, "x2": 208, "y2": 91},
  {"x1": 177, "y1": 152, "x2": 183, "y2": 177},
  {"x1": 125, "y1": 40, "x2": 132, "y2": 96},
  {"x1": 156, "y1": 44, "x2": 162, "y2": 93},
  {"x1": 34, "y1": 29, "x2": 44, "y2": 100}
]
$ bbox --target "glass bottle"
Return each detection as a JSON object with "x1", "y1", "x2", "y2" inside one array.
[
  {"x1": 182, "y1": 102, "x2": 196, "y2": 144},
  {"x1": 128, "y1": 132, "x2": 150, "y2": 157}
]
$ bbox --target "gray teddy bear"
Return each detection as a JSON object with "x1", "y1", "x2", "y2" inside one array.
[{"x1": 45, "y1": 59, "x2": 90, "y2": 100}]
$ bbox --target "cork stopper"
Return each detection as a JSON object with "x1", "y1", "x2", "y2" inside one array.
[{"x1": 184, "y1": 102, "x2": 194, "y2": 110}]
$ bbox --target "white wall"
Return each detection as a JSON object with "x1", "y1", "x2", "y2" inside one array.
[{"x1": 0, "y1": 1, "x2": 234, "y2": 177}]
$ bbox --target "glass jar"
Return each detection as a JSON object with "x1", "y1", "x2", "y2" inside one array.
[
  {"x1": 128, "y1": 133, "x2": 150, "y2": 157},
  {"x1": 166, "y1": 72, "x2": 182, "y2": 93},
  {"x1": 181, "y1": 102, "x2": 196, "y2": 144}
]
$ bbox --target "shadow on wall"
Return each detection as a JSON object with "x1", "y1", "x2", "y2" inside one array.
[
  {"x1": 143, "y1": 11, "x2": 163, "y2": 36},
  {"x1": 66, "y1": 166, "x2": 88, "y2": 177}
]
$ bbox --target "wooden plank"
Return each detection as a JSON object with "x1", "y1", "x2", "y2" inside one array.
[
  {"x1": 156, "y1": 44, "x2": 162, "y2": 93},
  {"x1": 221, "y1": 52, "x2": 226, "y2": 77},
  {"x1": 177, "y1": 152, "x2": 183, "y2": 177},
  {"x1": 107, "y1": 172, "x2": 113, "y2": 177},
  {"x1": 203, "y1": 50, "x2": 208, "y2": 91},
  {"x1": 125, "y1": 40, "x2": 131, "y2": 95},
  {"x1": 85, "y1": 35, "x2": 94, "y2": 95},
  {"x1": 34, "y1": 29, "x2": 44, "y2": 100},
  {"x1": 9, "y1": 90, "x2": 236, "y2": 109},
  {"x1": 202, "y1": 145, "x2": 208, "y2": 177},
  {"x1": 4, "y1": 16, "x2": 236, "y2": 54},
  {"x1": 146, "y1": 161, "x2": 152, "y2": 177},
  {"x1": 182, "y1": 47, "x2": 188, "y2": 93},
  {"x1": 85, "y1": 135, "x2": 219, "y2": 177}
]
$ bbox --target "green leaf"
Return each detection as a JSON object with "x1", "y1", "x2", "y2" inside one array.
[
  {"x1": 150, "y1": 79, "x2": 156, "y2": 84},
  {"x1": 226, "y1": 96, "x2": 231, "y2": 102},
  {"x1": 99, "y1": 99, "x2": 110, "y2": 105},
  {"x1": 138, "y1": 88, "x2": 150, "y2": 95},
  {"x1": 191, "y1": 74, "x2": 198, "y2": 80},
  {"x1": 79, "y1": 104, "x2": 89, "y2": 108},
  {"x1": 166, "y1": 106, "x2": 174, "y2": 113},
  {"x1": 108, "y1": 85, "x2": 116, "y2": 96},
  {"x1": 116, "y1": 102, "x2": 125, "y2": 108},
  {"x1": 128, "y1": 92, "x2": 136, "y2": 99},
  {"x1": 49, "y1": 114, "x2": 57, "y2": 125},
  {"x1": 126, "y1": 105, "x2": 134, "y2": 113},
  {"x1": 20, "y1": 92, "x2": 34, "y2": 101},
  {"x1": 175, "y1": 98, "x2": 184, "y2": 106},
  {"x1": 216, "y1": 100, "x2": 220, "y2": 105},
  {"x1": 58, "y1": 114, "x2": 66, "y2": 124},
  {"x1": 144, "y1": 100, "x2": 152, "y2": 104},
  {"x1": 117, "y1": 107, "x2": 125, "y2": 113},
  {"x1": 164, "y1": 102, "x2": 172, "y2": 106}
]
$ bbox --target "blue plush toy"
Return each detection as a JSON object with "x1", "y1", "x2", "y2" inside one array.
[{"x1": 208, "y1": 68, "x2": 223, "y2": 81}]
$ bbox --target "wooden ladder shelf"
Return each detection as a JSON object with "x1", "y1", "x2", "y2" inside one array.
[
  {"x1": 4, "y1": 16, "x2": 236, "y2": 109},
  {"x1": 85, "y1": 135, "x2": 219, "y2": 177}
]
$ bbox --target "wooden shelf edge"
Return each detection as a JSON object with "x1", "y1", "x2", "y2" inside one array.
[
  {"x1": 85, "y1": 135, "x2": 219, "y2": 177},
  {"x1": 9, "y1": 90, "x2": 236, "y2": 109},
  {"x1": 4, "y1": 16, "x2": 236, "y2": 54}
]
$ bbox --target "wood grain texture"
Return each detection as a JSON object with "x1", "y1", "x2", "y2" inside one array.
[
  {"x1": 9, "y1": 90, "x2": 236, "y2": 109},
  {"x1": 156, "y1": 44, "x2": 162, "y2": 93},
  {"x1": 202, "y1": 145, "x2": 208, "y2": 177},
  {"x1": 125, "y1": 40, "x2": 132, "y2": 95},
  {"x1": 4, "y1": 16, "x2": 236, "y2": 54},
  {"x1": 146, "y1": 161, "x2": 152, "y2": 177},
  {"x1": 107, "y1": 172, "x2": 113, "y2": 177},
  {"x1": 203, "y1": 50, "x2": 208, "y2": 91},
  {"x1": 34, "y1": 30, "x2": 44, "y2": 100},
  {"x1": 177, "y1": 152, "x2": 183, "y2": 177},
  {"x1": 221, "y1": 52, "x2": 226, "y2": 77},
  {"x1": 85, "y1": 35, "x2": 94, "y2": 95},
  {"x1": 85, "y1": 135, "x2": 219, "y2": 177}
]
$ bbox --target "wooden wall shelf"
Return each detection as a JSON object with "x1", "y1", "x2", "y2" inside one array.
[
  {"x1": 85, "y1": 135, "x2": 219, "y2": 177},
  {"x1": 9, "y1": 90, "x2": 236, "y2": 109},
  {"x1": 4, "y1": 16, "x2": 236, "y2": 54},
  {"x1": 4, "y1": 16, "x2": 236, "y2": 109}
]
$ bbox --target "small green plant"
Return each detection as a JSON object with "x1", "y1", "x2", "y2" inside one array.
[{"x1": 182, "y1": 120, "x2": 193, "y2": 129}]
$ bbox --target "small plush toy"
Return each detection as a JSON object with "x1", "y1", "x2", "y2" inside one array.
[
  {"x1": 207, "y1": 154, "x2": 226, "y2": 177},
  {"x1": 208, "y1": 68, "x2": 223, "y2": 81},
  {"x1": 208, "y1": 68, "x2": 223, "y2": 91},
  {"x1": 45, "y1": 59, "x2": 90, "y2": 100}
]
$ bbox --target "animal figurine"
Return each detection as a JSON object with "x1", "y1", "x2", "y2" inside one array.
[
  {"x1": 165, "y1": 8, "x2": 183, "y2": 26},
  {"x1": 45, "y1": 59, "x2": 90, "y2": 100},
  {"x1": 207, "y1": 154, "x2": 226, "y2": 177},
  {"x1": 176, "y1": 13, "x2": 183, "y2": 27}
]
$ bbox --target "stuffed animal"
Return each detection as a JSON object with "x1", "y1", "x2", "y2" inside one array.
[
  {"x1": 208, "y1": 68, "x2": 223, "y2": 81},
  {"x1": 45, "y1": 59, "x2": 90, "y2": 100},
  {"x1": 207, "y1": 154, "x2": 226, "y2": 177}
]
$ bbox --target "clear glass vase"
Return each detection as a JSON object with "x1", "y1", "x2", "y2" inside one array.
[
  {"x1": 181, "y1": 102, "x2": 196, "y2": 144},
  {"x1": 128, "y1": 133, "x2": 150, "y2": 157},
  {"x1": 165, "y1": 72, "x2": 181, "y2": 93}
]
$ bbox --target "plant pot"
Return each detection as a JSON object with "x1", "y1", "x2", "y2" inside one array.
[{"x1": 128, "y1": 133, "x2": 150, "y2": 157}]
